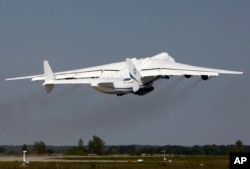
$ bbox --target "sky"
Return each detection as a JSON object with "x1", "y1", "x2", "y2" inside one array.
[{"x1": 0, "y1": 0, "x2": 249, "y2": 146}]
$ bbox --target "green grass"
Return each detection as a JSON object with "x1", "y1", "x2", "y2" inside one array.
[{"x1": 0, "y1": 156, "x2": 229, "y2": 169}]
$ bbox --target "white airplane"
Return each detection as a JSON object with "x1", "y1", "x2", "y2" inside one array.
[{"x1": 6, "y1": 52, "x2": 244, "y2": 96}]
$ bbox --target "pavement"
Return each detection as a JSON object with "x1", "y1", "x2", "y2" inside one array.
[{"x1": 0, "y1": 155, "x2": 129, "y2": 163}]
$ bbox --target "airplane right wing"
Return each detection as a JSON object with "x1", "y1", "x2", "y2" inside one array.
[{"x1": 140, "y1": 53, "x2": 244, "y2": 80}]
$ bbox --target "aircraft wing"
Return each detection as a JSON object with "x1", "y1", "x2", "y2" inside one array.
[
  {"x1": 140, "y1": 61, "x2": 244, "y2": 78},
  {"x1": 40, "y1": 78, "x2": 124, "y2": 85},
  {"x1": 6, "y1": 61, "x2": 123, "y2": 82},
  {"x1": 6, "y1": 60, "x2": 126, "y2": 93},
  {"x1": 6, "y1": 72, "x2": 120, "y2": 82}
]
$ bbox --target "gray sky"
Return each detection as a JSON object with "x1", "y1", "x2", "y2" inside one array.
[{"x1": 0, "y1": 0, "x2": 249, "y2": 146}]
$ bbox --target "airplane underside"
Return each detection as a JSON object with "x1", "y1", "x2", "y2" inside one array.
[{"x1": 92, "y1": 83, "x2": 155, "y2": 96}]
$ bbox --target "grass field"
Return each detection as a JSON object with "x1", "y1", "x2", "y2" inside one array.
[{"x1": 0, "y1": 156, "x2": 229, "y2": 169}]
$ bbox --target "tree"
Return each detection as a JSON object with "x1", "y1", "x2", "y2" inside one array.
[
  {"x1": 140, "y1": 147, "x2": 154, "y2": 155},
  {"x1": 109, "y1": 146, "x2": 118, "y2": 155},
  {"x1": 64, "y1": 138, "x2": 86, "y2": 155},
  {"x1": 227, "y1": 140, "x2": 244, "y2": 154},
  {"x1": 47, "y1": 148, "x2": 55, "y2": 155},
  {"x1": 22, "y1": 144, "x2": 28, "y2": 152},
  {"x1": 111, "y1": 147, "x2": 118, "y2": 154},
  {"x1": 78, "y1": 138, "x2": 84, "y2": 150},
  {"x1": 33, "y1": 141, "x2": 46, "y2": 154},
  {"x1": 77, "y1": 138, "x2": 85, "y2": 155},
  {"x1": 0, "y1": 147, "x2": 6, "y2": 154},
  {"x1": 88, "y1": 135, "x2": 105, "y2": 155},
  {"x1": 235, "y1": 140, "x2": 243, "y2": 152},
  {"x1": 191, "y1": 145, "x2": 204, "y2": 155}
]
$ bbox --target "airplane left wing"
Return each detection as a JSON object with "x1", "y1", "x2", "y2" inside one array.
[{"x1": 6, "y1": 60, "x2": 122, "y2": 82}]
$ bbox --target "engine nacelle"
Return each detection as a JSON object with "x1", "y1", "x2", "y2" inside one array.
[
  {"x1": 201, "y1": 75, "x2": 212, "y2": 80},
  {"x1": 134, "y1": 86, "x2": 154, "y2": 96},
  {"x1": 184, "y1": 75, "x2": 192, "y2": 78}
]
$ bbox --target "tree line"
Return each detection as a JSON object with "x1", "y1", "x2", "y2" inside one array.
[
  {"x1": 106, "y1": 140, "x2": 249, "y2": 156},
  {"x1": 0, "y1": 135, "x2": 105, "y2": 155},
  {"x1": 65, "y1": 135, "x2": 106, "y2": 155},
  {"x1": 0, "y1": 137, "x2": 249, "y2": 156}
]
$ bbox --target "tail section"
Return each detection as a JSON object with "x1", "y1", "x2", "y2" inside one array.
[
  {"x1": 126, "y1": 58, "x2": 142, "y2": 84},
  {"x1": 126, "y1": 58, "x2": 142, "y2": 92},
  {"x1": 43, "y1": 60, "x2": 55, "y2": 93}
]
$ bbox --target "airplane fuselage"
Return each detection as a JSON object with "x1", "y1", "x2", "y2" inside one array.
[{"x1": 92, "y1": 76, "x2": 157, "y2": 96}]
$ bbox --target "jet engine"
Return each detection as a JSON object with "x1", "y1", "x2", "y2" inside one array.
[
  {"x1": 201, "y1": 75, "x2": 211, "y2": 80},
  {"x1": 134, "y1": 86, "x2": 154, "y2": 96},
  {"x1": 184, "y1": 75, "x2": 192, "y2": 78}
]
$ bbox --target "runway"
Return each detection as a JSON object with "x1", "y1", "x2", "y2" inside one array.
[{"x1": 0, "y1": 155, "x2": 138, "y2": 163}]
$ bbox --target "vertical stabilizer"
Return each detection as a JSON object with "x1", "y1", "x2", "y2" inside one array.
[
  {"x1": 43, "y1": 60, "x2": 55, "y2": 93},
  {"x1": 126, "y1": 58, "x2": 142, "y2": 85},
  {"x1": 126, "y1": 58, "x2": 142, "y2": 92},
  {"x1": 44, "y1": 60, "x2": 55, "y2": 82}
]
